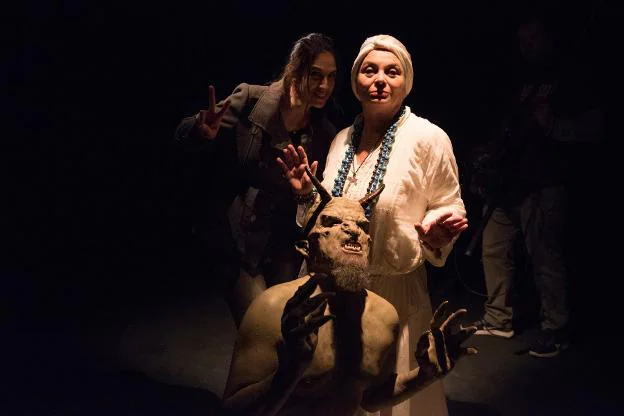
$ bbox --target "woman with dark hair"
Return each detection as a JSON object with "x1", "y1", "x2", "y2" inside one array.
[{"x1": 175, "y1": 33, "x2": 340, "y2": 327}]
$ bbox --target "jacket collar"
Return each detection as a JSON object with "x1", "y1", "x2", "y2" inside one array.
[
  {"x1": 248, "y1": 80, "x2": 314, "y2": 151},
  {"x1": 248, "y1": 80, "x2": 282, "y2": 130}
]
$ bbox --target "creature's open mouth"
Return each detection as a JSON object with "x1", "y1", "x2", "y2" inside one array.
[{"x1": 342, "y1": 242, "x2": 362, "y2": 253}]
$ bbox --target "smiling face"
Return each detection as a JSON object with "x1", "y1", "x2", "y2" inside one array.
[
  {"x1": 305, "y1": 198, "x2": 371, "y2": 291},
  {"x1": 298, "y1": 51, "x2": 337, "y2": 109},
  {"x1": 356, "y1": 49, "x2": 406, "y2": 115}
]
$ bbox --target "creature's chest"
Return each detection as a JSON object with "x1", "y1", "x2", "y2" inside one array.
[{"x1": 294, "y1": 320, "x2": 394, "y2": 396}]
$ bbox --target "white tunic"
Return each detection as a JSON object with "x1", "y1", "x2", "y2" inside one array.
[{"x1": 300, "y1": 106, "x2": 465, "y2": 416}]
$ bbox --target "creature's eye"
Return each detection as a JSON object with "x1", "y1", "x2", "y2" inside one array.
[
  {"x1": 320, "y1": 215, "x2": 341, "y2": 227},
  {"x1": 357, "y1": 220, "x2": 370, "y2": 233}
]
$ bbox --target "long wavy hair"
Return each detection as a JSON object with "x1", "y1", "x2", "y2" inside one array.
[{"x1": 276, "y1": 33, "x2": 344, "y2": 124}]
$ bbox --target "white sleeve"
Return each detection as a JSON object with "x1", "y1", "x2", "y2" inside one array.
[{"x1": 420, "y1": 129, "x2": 466, "y2": 267}]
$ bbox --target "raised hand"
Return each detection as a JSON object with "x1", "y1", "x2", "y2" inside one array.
[
  {"x1": 415, "y1": 212, "x2": 468, "y2": 250},
  {"x1": 414, "y1": 301, "x2": 477, "y2": 379},
  {"x1": 279, "y1": 275, "x2": 335, "y2": 376},
  {"x1": 196, "y1": 85, "x2": 231, "y2": 139},
  {"x1": 276, "y1": 144, "x2": 319, "y2": 196}
]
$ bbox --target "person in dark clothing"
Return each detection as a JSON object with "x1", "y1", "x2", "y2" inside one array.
[
  {"x1": 468, "y1": 10, "x2": 604, "y2": 357},
  {"x1": 174, "y1": 33, "x2": 340, "y2": 327}
]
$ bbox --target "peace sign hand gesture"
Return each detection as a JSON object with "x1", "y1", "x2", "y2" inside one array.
[{"x1": 196, "y1": 85, "x2": 231, "y2": 140}]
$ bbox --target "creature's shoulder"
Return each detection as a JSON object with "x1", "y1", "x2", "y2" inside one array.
[
  {"x1": 364, "y1": 290, "x2": 400, "y2": 330},
  {"x1": 239, "y1": 277, "x2": 309, "y2": 336}
]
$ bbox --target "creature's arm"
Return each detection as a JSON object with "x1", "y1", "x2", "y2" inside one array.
[
  {"x1": 222, "y1": 346, "x2": 304, "y2": 416},
  {"x1": 222, "y1": 277, "x2": 334, "y2": 416},
  {"x1": 361, "y1": 302, "x2": 477, "y2": 412}
]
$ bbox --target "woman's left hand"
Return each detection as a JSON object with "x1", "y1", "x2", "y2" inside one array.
[{"x1": 415, "y1": 212, "x2": 468, "y2": 250}]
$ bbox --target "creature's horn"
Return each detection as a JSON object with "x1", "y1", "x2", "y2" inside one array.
[
  {"x1": 305, "y1": 165, "x2": 332, "y2": 203},
  {"x1": 359, "y1": 183, "x2": 385, "y2": 207}
]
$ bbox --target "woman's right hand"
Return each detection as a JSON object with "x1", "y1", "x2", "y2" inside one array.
[
  {"x1": 276, "y1": 144, "x2": 318, "y2": 195},
  {"x1": 196, "y1": 85, "x2": 231, "y2": 139}
]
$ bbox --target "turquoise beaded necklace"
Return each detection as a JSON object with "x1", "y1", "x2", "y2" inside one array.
[{"x1": 332, "y1": 105, "x2": 406, "y2": 219}]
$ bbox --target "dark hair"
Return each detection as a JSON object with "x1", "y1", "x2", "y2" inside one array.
[{"x1": 279, "y1": 33, "x2": 338, "y2": 99}]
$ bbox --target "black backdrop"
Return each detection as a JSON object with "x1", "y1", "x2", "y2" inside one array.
[{"x1": 4, "y1": 0, "x2": 617, "y2": 325}]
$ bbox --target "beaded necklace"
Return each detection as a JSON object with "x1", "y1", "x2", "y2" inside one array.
[{"x1": 332, "y1": 105, "x2": 406, "y2": 219}]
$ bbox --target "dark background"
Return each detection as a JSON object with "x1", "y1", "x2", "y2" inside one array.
[{"x1": 3, "y1": 0, "x2": 619, "y2": 357}]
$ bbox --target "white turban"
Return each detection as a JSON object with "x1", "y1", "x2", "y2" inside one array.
[{"x1": 351, "y1": 34, "x2": 413, "y2": 101}]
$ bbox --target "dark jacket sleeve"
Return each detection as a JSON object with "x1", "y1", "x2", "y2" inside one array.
[
  {"x1": 173, "y1": 84, "x2": 256, "y2": 224},
  {"x1": 173, "y1": 83, "x2": 253, "y2": 150}
]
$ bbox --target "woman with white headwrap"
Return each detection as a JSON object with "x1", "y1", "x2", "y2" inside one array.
[{"x1": 279, "y1": 34, "x2": 468, "y2": 416}]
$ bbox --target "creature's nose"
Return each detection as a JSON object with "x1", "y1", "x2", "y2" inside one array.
[{"x1": 342, "y1": 222, "x2": 359, "y2": 238}]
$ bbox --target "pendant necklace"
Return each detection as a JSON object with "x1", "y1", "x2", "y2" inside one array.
[
  {"x1": 332, "y1": 105, "x2": 405, "y2": 219},
  {"x1": 348, "y1": 139, "x2": 382, "y2": 185}
]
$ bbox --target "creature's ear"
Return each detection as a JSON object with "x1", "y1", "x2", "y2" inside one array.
[{"x1": 295, "y1": 239, "x2": 310, "y2": 258}]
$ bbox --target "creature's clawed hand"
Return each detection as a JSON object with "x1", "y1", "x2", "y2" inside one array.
[
  {"x1": 279, "y1": 275, "x2": 335, "y2": 374},
  {"x1": 414, "y1": 301, "x2": 478, "y2": 379}
]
